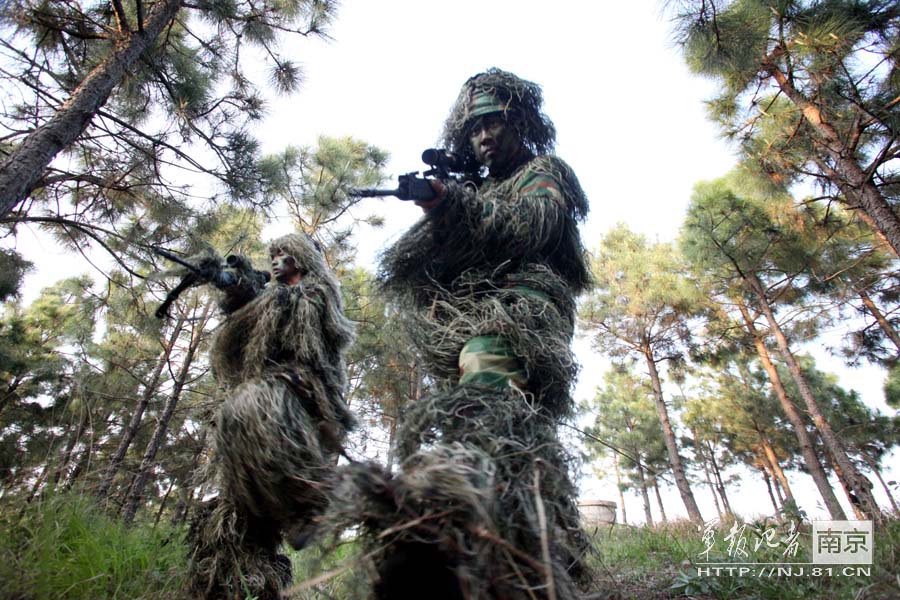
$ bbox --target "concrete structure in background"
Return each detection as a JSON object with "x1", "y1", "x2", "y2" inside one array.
[{"x1": 579, "y1": 499, "x2": 617, "y2": 525}]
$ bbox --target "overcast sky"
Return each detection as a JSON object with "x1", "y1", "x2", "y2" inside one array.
[{"x1": 13, "y1": 0, "x2": 897, "y2": 524}]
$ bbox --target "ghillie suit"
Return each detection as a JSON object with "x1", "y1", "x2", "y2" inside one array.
[
  {"x1": 187, "y1": 233, "x2": 355, "y2": 600},
  {"x1": 352, "y1": 69, "x2": 595, "y2": 599}
]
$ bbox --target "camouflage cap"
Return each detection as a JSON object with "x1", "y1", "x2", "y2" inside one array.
[
  {"x1": 441, "y1": 68, "x2": 556, "y2": 171},
  {"x1": 465, "y1": 88, "x2": 512, "y2": 121}
]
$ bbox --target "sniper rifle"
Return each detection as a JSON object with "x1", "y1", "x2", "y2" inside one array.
[
  {"x1": 153, "y1": 248, "x2": 270, "y2": 319},
  {"x1": 349, "y1": 148, "x2": 469, "y2": 201}
]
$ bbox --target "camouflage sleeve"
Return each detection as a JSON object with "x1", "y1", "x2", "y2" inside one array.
[
  {"x1": 379, "y1": 157, "x2": 588, "y2": 295},
  {"x1": 217, "y1": 279, "x2": 261, "y2": 314},
  {"x1": 437, "y1": 164, "x2": 570, "y2": 258}
]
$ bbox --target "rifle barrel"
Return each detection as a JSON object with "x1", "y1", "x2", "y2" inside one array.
[
  {"x1": 153, "y1": 247, "x2": 203, "y2": 275},
  {"x1": 348, "y1": 188, "x2": 400, "y2": 198}
]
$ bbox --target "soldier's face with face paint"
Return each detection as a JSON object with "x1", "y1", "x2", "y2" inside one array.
[
  {"x1": 271, "y1": 248, "x2": 301, "y2": 285},
  {"x1": 468, "y1": 113, "x2": 523, "y2": 175}
]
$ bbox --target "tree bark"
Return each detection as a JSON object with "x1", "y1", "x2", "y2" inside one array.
[
  {"x1": 122, "y1": 301, "x2": 210, "y2": 525},
  {"x1": 745, "y1": 273, "x2": 882, "y2": 523},
  {"x1": 767, "y1": 459, "x2": 786, "y2": 507},
  {"x1": 24, "y1": 462, "x2": 50, "y2": 506},
  {"x1": 0, "y1": 0, "x2": 184, "y2": 219},
  {"x1": 859, "y1": 451, "x2": 900, "y2": 514},
  {"x1": 635, "y1": 460, "x2": 654, "y2": 525},
  {"x1": 693, "y1": 431, "x2": 723, "y2": 518},
  {"x1": 857, "y1": 288, "x2": 900, "y2": 355},
  {"x1": 613, "y1": 453, "x2": 627, "y2": 525},
  {"x1": 760, "y1": 436, "x2": 796, "y2": 507},
  {"x1": 643, "y1": 349, "x2": 703, "y2": 521},
  {"x1": 760, "y1": 464, "x2": 780, "y2": 513},
  {"x1": 154, "y1": 478, "x2": 176, "y2": 527},
  {"x1": 652, "y1": 479, "x2": 668, "y2": 523},
  {"x1": 765, "y1": 59, "x2": 900, "y2": 259},
  {"x1": 736, "y1": 299, "x2": 847, "y2": 519},
  {"x1": 706, "y1": 441, "x2": 733, "y2": 516},
  {"x1": 170, "y1": 429, "x2": 207, "y2": 527},
  {"x1": 62, "y1": 435, "x2": 97, "y2": 492},
  {"x1": 385, "y1": 415, "x2": 398, "y2": 472},
  {"x1": 52, "y1": 407, "x2": 89, "y2": 486},
  {"x1": 97, "y1": 315, "x2": 185, "y2": 500}
]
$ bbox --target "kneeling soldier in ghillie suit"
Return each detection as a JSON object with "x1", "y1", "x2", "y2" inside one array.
[
  {"x1": 187, "y1": 233, "x2": 355, "y2": 600},
  {"x1": 337, "y1": 69, "x2": 595, "y2": 599}
]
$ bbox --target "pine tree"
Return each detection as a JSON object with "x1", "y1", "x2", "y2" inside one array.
[
  {"x1": 669, "y1": 0, "x2": 900, "y2": 256},
  {"x1": 585, "y1": 368, "x2": 671, "y2": 525},
  {"x1": 0, "y1": 0, "x2": 338, "y2": 266},
  {"x1": 581, "y1": 225, "x2": 705, "y2": 521},
  {"x1": 681, "y1": 171, "x2": 882, "y2": 522}
]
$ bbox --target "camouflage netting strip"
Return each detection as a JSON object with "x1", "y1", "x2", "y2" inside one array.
[
  {"x1": 396, "y1": 386, "x2": 595, "y2": 589},
  {"x1": 322, "y1": 387, "x2": 594, "y2": 599}
]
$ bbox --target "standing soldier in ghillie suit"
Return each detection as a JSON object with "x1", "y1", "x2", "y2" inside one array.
[
  {"x1": 186, "y1": 233, "x2": 355, "y2": 600},
  {"x1": 334, "y1": 69, "x2": 594, "y2": 599}
]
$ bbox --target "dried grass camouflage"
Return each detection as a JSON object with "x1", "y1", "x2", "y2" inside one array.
[
  {"x1": 187, "y1": 233, "x2": 355, "y2": 600},
  {"x1": 353, "y1": 70, "x2": 596, "y2": 598}
]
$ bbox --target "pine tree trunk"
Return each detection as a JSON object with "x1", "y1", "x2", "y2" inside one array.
[
  {"x1": 859, "y1": 451, "x2": 900, "y2": 514},
  {"x1": 857, "y1": 288, "x2": 900, "y2": 355},
  {"x1": 821, "y1": 449, "x2": 867, "y2": 520},
  {"x1": 736, "y1": 299, "x2": 847, "y2": 519},
  {"x1": 767, "y1": 460, "x2": 786, "y2": 507},
  {"x1": 170, "y1": 485, "x2": 194, "y2": 527},
  {"x1": 760, "y1": 436, "x2": 796, "y2": 507},
  {"x1": 643, "y1": 349, "x2": 702, "y2": 521},
  {"x1": 62, "y1": 436, "x2": 96, "y2": 492},
  {"x1": 97, "y1": 315, "x2": 186, "y2": 500},
  {"x1": 0, "y1": 0, "x2": 185, "y2": 218},
  {"x1": 765, "y1": 60, "x2": 900, "y2": 259},
  {"x1": 760, "y1": 464, "x2": 780, "y2": 513},
  {"x1": 170, "y1": 429, "x2": 208, "y2": 527},
  {"x1": 652, "y1": 479, "x2": 668, "y2": 523},
  {"x1": 704, "y1": 456, "x2": 724, "y2": 519},
  {"x1": 745, "y1": 273, "x2": 882, "y2": 523},
  {"x1": 24, "y1": 462, "x2": 50, "y2": 506},
  {"x1": 613, "y1": 453, "x2": 627, "y2": 525},
  {"x1": 385, "y1": 416, "x2": 398, "y2": 472},
  {"x1": 122, "y1": 301, "x2": 210, "y2": 525},
  {"x1": 706, "y1": 441, "x2": 733, "y2": 516},
  {"x1": 52, "y1": 408, "x2": 89, "y2": 485},
  {"x1": 635, "y1": 461, "x2": 654, "y2": 525},
  {"x1": 154, "y1": 478, "x2": 176, "y2": 527},
  {"x1": 693, "y1": 431, "x2": 723, "y2": 518}
]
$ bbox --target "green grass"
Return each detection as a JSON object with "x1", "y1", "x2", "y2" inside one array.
[
  {"x1": 589, "y1": 516, "x2": 900, "y2": 599},
  {"x1": 0, "y1": 493, "x2": 186, "y2": 600},
  {"x1": 2, "y1": 495, "x2": 897, "y2": 600}
]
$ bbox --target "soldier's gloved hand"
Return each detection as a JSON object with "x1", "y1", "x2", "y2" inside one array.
[
  {"x1": 273, "y1": 284, "x2": 292, "y2": 306},
  {"x1": 415, "y1": 179, "x2": 446, "y2": 213}
]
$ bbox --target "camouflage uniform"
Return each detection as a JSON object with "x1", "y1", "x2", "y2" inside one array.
[
  {"x1": 347, "y1": 69, "x2": 594, "y2": 599},
  {"x1": 187, "y1": 233, "x2": 355, "y2": 600}
]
